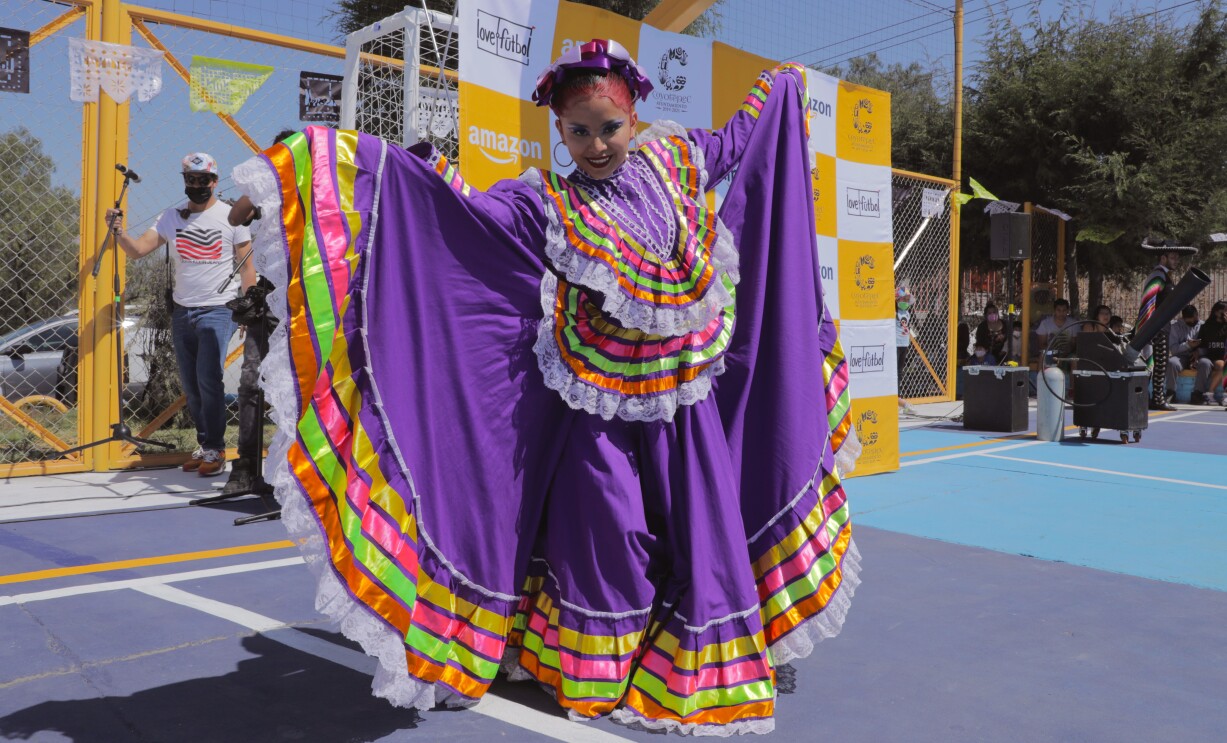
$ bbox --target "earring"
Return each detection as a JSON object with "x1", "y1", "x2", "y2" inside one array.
[{"x1": 552, "y1": 140, "x2": 574, "y2": 168}]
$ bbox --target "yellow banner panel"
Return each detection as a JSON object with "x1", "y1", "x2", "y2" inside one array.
[
  {"x1": 837, "y1": 240, "x2": 895, "y2": 320},
  {"x1": 710, "y1": 41, "x2": 775, "y2": 125},
  {"x1": 845, "y1": 394, "x2": 899, "y2": 476},
  {"x1": 459, "y1": 84, "x2": 552, "y2": 190},
  {"x1": 812, "y1": 151, "x2": 836, "y2": 238},
  {"x1": 835, "y1": 81, "x2": 891, "y2": 166},
  {"x1": 553, "y1": 1, "x2": 641, "y2": 62}
]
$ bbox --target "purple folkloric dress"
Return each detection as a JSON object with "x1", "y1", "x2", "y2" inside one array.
[{"x1": 235, "y1": 65, "x2": 861, "y2": 735}]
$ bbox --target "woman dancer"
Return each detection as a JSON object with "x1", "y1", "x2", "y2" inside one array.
[{"x1": 233, "y1": 39, "x2": 860, "y2": 735}]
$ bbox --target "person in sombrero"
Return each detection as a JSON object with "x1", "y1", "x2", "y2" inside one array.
[
  {"x1": 1138, "y1": 238, "x2": 1198, "y2": 410},
  {"x1": 232, "y1": 39, "x2": 861, "y2": 735}
]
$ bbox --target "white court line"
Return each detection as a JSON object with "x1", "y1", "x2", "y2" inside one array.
[
  {"x1": 979, "y1": 454, "x2": 1227, "y2": 491},
  {"x1": 139, "y1": 584, "x2": 632, "y2": 743},
  {"x1": 1150, "y1": 417, "x2": 1227, "y2": 426},
  {"x1": 900, "y1": 440, "x2": 1047, "y2": 467},
  {"x1": 0, "y1": 557, "x2": 304, "y2": 606},
  {"x1": 4, "y1": 558, "x2": 632, "y2": 742}
]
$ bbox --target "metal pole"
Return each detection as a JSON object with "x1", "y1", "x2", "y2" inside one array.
[{"x1": 949, "y1": 0, "x2": 964, "y2": 400}]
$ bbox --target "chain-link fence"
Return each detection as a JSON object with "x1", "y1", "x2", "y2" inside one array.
[
  {"x1": 0, "y1": 1, "x2": 89, "y2": 469},
  {"x1": 893, "y1": 170, "x2": 956, "y2": 402},
  {"x1": 0, "y1": 0, "x2": 346, "y2": 472}
]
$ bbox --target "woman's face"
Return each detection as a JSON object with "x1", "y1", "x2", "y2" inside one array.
[
  {"x1": 1097, "y1": 308, "x2": 1111, "y2": 323},
  {"x1": 555, "y1": 95, "x2": 637, "y2": 179}
]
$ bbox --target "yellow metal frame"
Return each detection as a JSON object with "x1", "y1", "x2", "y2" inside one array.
[
  {"x1": 23, "y1": 0, "x2": 353, "y2": 475},
  {"x1": 892, "y1": 169, "x2": 958, "y2": 405}
]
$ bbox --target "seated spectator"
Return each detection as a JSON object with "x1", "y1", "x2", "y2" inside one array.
[
  {"x1": 1090, "y1": 303, "x2": 1113, "y2": 331},
  {"x1": 1199, "y1": 300, "x2": 1227, "y2": 406},
  {"x1": 1109, "y1": 315, "x2": 1127, "y2": 335},
  {"x1": 974, "y1": 303, "x2": 1007, "y2": 362},
  {"x1": 1167, "y1": 304, "x2": 1214, "y2": 405},
  {"x1": 970, "y1": 342, "x2": 998, "y2": 366},
  {"x1": 1035, "y1": 298, "x2": 1080, "y2": 354}
]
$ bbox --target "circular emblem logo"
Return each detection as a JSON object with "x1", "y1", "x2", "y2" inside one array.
[
  {"x1": 658, "y1": 47, "x2": 689, "y2": 91},
  {"x1": 853, "y1": 98, "x2": 874, "y2": 134},
  {"x1": 855, "y1": 410, "x2": 880, "y2": 446},
  {"x1": 854, "y1": 254, "x2": 876, "y2": 291}
]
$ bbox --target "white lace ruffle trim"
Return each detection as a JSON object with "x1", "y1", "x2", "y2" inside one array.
[
  {"x1": 609, "y1": 708, "x2": 777, "y2": 737},
  {"x1": 533, "y1": 271, "x2": 725, "y2": 423},
  {"x1": 232, "y1": 153, "x2": 440, "y2": 713},
  {"x1": 768, "y1": 538, "x2": 863, "y2": 665},
  {"x1": 834, "y1": 422, "x2": 863, "y2": 477},
  {"x1": 520, "y1": 137, "x2": 739, "y2": 338}
]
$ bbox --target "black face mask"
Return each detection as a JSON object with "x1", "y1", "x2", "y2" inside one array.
[{"x1": 184, "y1": 186, "x2": 213, "y2": 204}]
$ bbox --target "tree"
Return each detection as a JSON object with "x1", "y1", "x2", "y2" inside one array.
[
  {"x1": 332, "y1": 0, "x2": 721, "y2": 41},
  {"x1": 830, "y1": 53, "x2": 954, "y2": 177},
  {"x1": 964, "y1": 2, "x2": 1227, "y2": 301},
  {"x1": 0, "y1": 128, "x2": 80, "y2": 337}
]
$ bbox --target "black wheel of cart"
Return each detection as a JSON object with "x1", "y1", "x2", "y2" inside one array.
[
  {"x1": 1079, "y1": 427, "x2": 1088, "y2": 439},
  {"x1": 1091, "y1": 427, "x2": 1101, "y2": 439},
  {"x1": 1133, "y1": 430, "x2": 1143, "y2": 443},
  {"x1": 1119, "y1": 431, "x2": 1129, "y2": 444}
]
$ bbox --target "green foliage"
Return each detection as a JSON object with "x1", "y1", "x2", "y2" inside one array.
[
  {"x1": 830, "y1": 53, "x2": 954, "y2": 177},
  {"x1": 965, "y1": 1, "x2": 1227, "y2": 280},
  {"x1": 0, "y1": 128, "x2": 80, "y2": 336}
]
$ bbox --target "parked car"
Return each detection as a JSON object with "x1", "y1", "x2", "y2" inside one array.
[{"x1": 0, "y1": 311, "x2": 241, "y2": 405}]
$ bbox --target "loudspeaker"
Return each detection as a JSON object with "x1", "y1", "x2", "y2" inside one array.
[
  {"x1": 990, "y1": 212, "x2": 1031, "y2": 261},
  {"x1": 962, "y1": 365, "x2": 1028, "y2": 432}
]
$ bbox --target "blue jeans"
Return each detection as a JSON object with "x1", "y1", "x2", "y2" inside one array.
[{"x1": 172, "y1": 305, "x2": 235, "y2": 450}]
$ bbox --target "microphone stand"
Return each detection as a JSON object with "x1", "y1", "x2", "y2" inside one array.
[{"x1": 60, "y1": 167, "x2": 174, "y2": 459}]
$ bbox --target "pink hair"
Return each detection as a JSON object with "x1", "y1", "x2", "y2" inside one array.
[{"x1": 549, "y1": 72, "x2": 635, "y2": 116}]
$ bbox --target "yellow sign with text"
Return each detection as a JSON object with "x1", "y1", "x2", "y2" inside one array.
[
  {"x1": 552, "y1": 3, "x2": 641, "y2": 64},
  {"x1": 711, "y1": 41, "x2": 774, "y2": 124},
  {"x1": 837, "y1": 240, "x2": 895, "y2": 320},
  {"x1": 458, "y1": 84, "x2": 552, "y2": 190},
  {"x1": 812, "y1": 152, "x2": 836, "y2": 238},
  {"x1": 835, "y1": 81, "x2": 891, "y2": 166},
  {"x1": 844, "y1": 394, "x2": 899, "y2": 476}
]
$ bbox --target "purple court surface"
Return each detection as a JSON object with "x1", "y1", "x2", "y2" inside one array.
[{"x1": 2, "y1": 402, "x2": 1225, "y2": 742}]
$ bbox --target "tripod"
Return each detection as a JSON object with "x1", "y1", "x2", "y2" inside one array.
[
  {"x1": 190, "y1": 313, "x2": 280, "y2": 526},
  {"x1": 60, "y1": 166, "x2": 174, "y2": 459}
]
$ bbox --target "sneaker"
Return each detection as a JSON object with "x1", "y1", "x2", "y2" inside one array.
[
  {"x1": 182, "y1": 447, "x2": 206, "y2": 472},
  {"x1": 1148, "y1": 401, "x2": 1177, "y2": 412},
  {"x1": 197, "y1": 449, "x2": 226, "y2": 477},
  {"x1": 222, "y1": 458, "x2": 256, "y2": 495}
]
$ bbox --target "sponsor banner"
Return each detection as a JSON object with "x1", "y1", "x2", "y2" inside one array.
[
  {"x1": 845, "y1": 394, "x2": 899, "y2": 477},
  {"x1": 812, "y1": 151, "x2": 837, "y2": 238},
  {"x1": 459, "y1": 0, "x2": 558, "y2": 100},
  {"x1": 816, "y1": 234, "x2": 839, "y2": 319},
  {"x1": 805, "y1": 68, "x2": 838, "y2": 156},
  {"x1": 299, "y1": 71, "x2": 342, "y2": 122},
  {"x1": 835, "y1": 80, "x2": 890, "y2": 166},
  {"x1": 553, "y1": 3, "x2": 641, "y2": 69},
  {"x1": 838, "y1": 320, "x2": 897, "y2": 398},
  {"x1": 459, "y1": 84, "x2": 551, "y2": 188},
  {"x1": 711, "y1": 42, "x2": 773, "y2": 124},
  {"x1": 836, "y1": 160, "x2": 892, "y2": 243},
  {"x1": 838, "y1": 240, "x2": 894, "y2": 321},
  {"x1": 635, "y1": 24, "x2": 712, "y2": 129}
]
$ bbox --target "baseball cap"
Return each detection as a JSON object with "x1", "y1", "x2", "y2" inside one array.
[{"x1": 181, "y1": 152, "x2": 218, "y2": 175}]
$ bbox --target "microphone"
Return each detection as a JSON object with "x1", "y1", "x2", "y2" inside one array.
[{"x1": 115, "y1": 163, "x2": 141, "y2": 183}]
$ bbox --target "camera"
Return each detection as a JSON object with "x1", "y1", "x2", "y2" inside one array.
[{"x1": 226, "y1": 277, "x2": 279, "y2": 330}]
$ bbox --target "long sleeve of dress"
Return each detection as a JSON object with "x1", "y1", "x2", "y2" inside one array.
[
  {"x1": 689, "y1": 65, "x2": 806, "y2": 184},
  {"x1": 232, "y1": 128, "x2": 571, "y2": 711}
]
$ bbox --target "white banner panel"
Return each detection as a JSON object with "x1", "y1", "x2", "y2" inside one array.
[
  {"x1": 805, "y1": 69, "x2": 838, "y2": 157},
  {"x1": 635, "y1": 25, "x2": 712, "y2": 129},
  {"x1": 458, "y1": 0, "x2": 558, "y2": 99},
  {"x1": 816, "y1": 234, "x2": 840, "y2": 319},
  {"x1": 836, "y1": 159, "x2": 893, "y2": 243},
  {"x1": 838, "y1": 319, "x2": 898, "y2": 398}
]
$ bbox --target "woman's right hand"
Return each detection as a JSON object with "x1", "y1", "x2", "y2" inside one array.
[{"x1": 105, "y1": 208, "x2": 124, "y2": 232}]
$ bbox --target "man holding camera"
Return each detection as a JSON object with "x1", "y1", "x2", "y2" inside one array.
[{"x1": 109, "y1": 152, "x2": 254, "y2": 476}]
